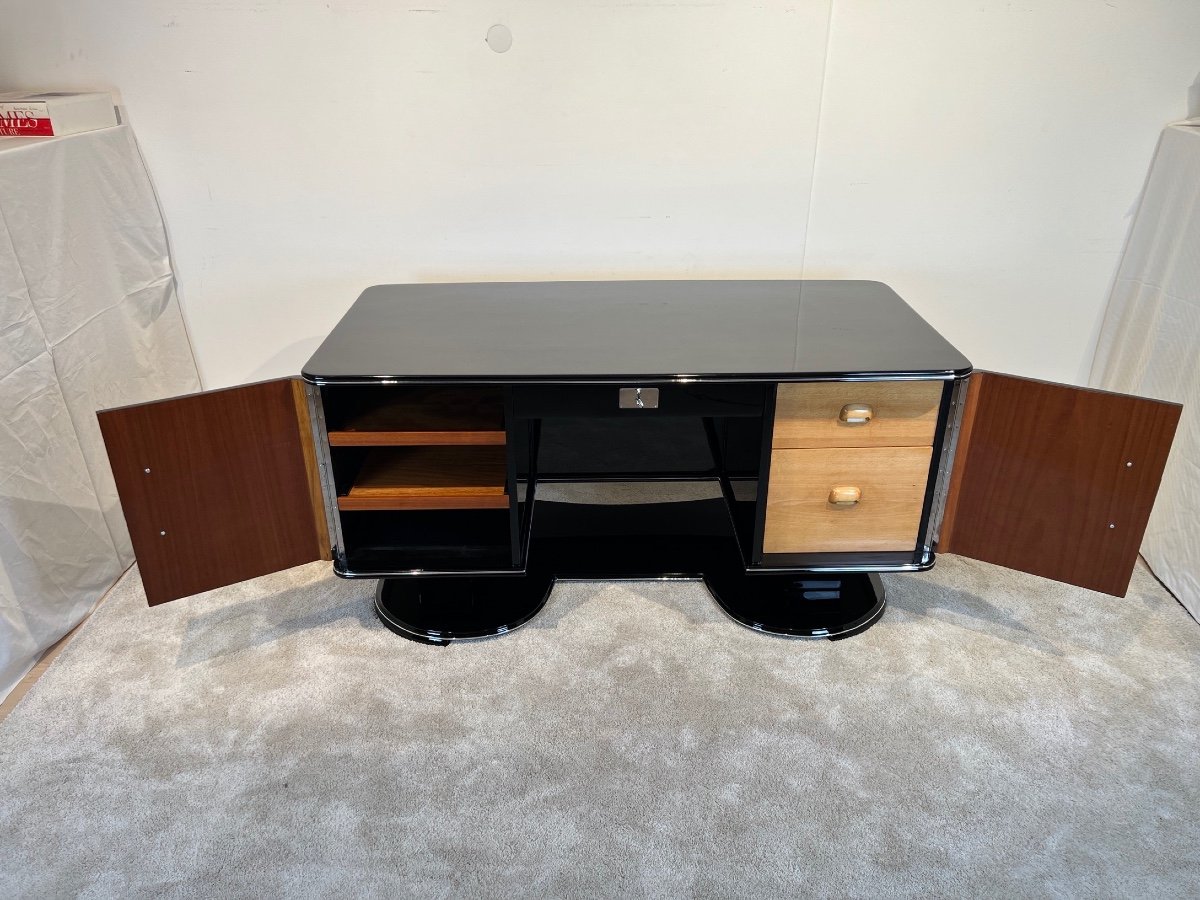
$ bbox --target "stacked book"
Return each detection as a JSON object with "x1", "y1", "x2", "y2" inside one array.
[{"x1": 0, "y1": 91, "x2": 116, "y2": 137}]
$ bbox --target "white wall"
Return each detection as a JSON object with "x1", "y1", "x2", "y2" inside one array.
[
  {"x1": 1, "y1": 1, "x2": 1198, "y2": 387},
  {"x1": 805, "y1": 0, "x2": 1200, "y2": 383},
  {"x1": 0, "y1": 0, "x2": 831, "y2": 388}
]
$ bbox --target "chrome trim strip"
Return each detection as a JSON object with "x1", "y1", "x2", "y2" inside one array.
[
  {"x1": 554, "y1": 575, "x2": 704, "y2": 583},
  {"x1": 337, "y1": 564, "x2": 524, "y2": 578},
  {"x1": 305, "y1": 382, "x2": 346, "y2": 568},
  {"x1": 338, "y1": 559, "x2": 933, "y2": 579},
  {"x1": 925, "y1": 374, "x2": 970, "y2": 551},
  {"x1": 314, "y1": 371, "x2": 968, "y2": 580},
  {"x1": 753, "y1": 560, "x2": 933, "y2": 574},
  {"x1": 304, "y1": 371, "x2": 968, "y2": 387}
]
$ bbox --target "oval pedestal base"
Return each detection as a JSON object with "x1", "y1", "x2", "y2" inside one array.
[
  {"x1": 702, "y1": 570, "x2": 886, "y2": 640},
  {"x1": 375, "y1": 569, "x2": 884, "y2": 644},
  {"x1": 375, "y1": 574, "x2": 554, "y2": 645}
]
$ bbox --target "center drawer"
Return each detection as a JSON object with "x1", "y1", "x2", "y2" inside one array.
[
  {"x1": 762, "y1": 446, "x2": 933, "y2": 554},
  {"x1": 512, "y1": 383, "x2": 766, "y2": 419}
]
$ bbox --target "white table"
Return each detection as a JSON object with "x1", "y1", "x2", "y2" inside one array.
[
  {"x1": 1092, "y1": 122, "x2": 1200, "y2": 622},
  {"x1": 0, "y1": 125, "x2": 200, "y2": 700}
]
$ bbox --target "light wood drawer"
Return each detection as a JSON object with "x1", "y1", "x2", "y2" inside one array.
[
  {"x1": 773, "y1": 380, "x2": 942, "y2": 449},
  {"x1": 763, "y1": 446, "x2": 933, "y2": 554}
]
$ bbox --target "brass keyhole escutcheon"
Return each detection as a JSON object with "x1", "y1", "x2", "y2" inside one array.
[{"x1": 618, "y1": 387, "x2": 660, "y2": 409}]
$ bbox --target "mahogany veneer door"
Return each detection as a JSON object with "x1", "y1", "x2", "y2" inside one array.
[
  {"x1": 940, "y1": 372, "x2": 1180, "y2": 597},
  {"x1": 98, "y1": 379, "x2": 329, "y2": 606}
]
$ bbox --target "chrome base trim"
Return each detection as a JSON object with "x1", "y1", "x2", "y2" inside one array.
[
  {"x1": 752, "y1": 558, "x2": 934, "y2": 575},
  {"x1": 337, "y1": 557, "x2": 936, "y2": 579},
  {"x1": 337, "y1": 563, "x2": 525, "y2": 579}
]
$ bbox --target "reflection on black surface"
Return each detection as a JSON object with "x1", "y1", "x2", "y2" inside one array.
[
  {"x1": 303, "y1": 281, "x2": 972, "y2": 382},
  {"x1": 375, "y1": 499, "x2": 885, "y2": 644}
]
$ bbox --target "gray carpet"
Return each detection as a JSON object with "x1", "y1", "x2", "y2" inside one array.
[{"x1": 1, "y1": 555, "x2": 1198, "y2": 898}]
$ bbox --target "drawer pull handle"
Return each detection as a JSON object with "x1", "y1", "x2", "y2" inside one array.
[
  {"x1": 839, "y1": 403, "x2": 874, "y2": 425},
  {"x1": 828, "y1": 486, "x2": 862, "y2": 506}
]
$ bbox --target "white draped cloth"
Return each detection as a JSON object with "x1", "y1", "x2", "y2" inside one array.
[
  {"x1": 0, "y1": 125, "x2": 200, "y2": 700},
  {"x1": 1091, "y1": 122, "x2": 1200, "y2": 622}
]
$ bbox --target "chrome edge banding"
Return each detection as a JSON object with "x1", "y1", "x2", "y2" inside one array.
[
  {"x1": 305, "y1": 381, "x2": 347, "y2": 568},
  {"x1": 303, "y1": 372, "x2": 963, "y2": 388},
  {"x1": 925, "y1": 374, "x2": 970, "y2": 551}
]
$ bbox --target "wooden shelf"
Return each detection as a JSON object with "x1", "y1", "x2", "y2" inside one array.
[
  {"x1": 338, "y1": 447, "x2": 508, "y2": 511},
  {"x1": 328, "y1": 387, "x2": 505, "y2": 446}
]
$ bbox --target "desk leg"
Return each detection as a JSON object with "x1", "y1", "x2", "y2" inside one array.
[
  {"x1": 374, "y1": 573, "x2": 554, "y2": 645},
  {"x1": 702, "y1": 570, "x2": 886, "y2": 640}
]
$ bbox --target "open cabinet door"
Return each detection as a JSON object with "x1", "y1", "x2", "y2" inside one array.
[
  {"x1": 939, "y1": 372, "x2": 1180, "y2": 597},
  {"x1": 98, "y1": 379, "x2": 331, "y2": 606}
]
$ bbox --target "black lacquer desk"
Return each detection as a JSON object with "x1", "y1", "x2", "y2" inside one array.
[
  {"x1": 299, "y1": 280, "x2": 973, "y2": 643},
  {"x1": 99, "y1": 280, "x2": 1177, "y2": 626}
]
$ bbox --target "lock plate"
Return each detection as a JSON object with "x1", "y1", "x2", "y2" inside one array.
[{"x1": 618, "y1": 387, "x2": 660, "y2": 409}]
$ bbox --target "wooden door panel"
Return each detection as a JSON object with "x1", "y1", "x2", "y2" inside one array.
[
  {"x1": 98, "y1": 378, "x2": 327, "y2": 606},
  {"x1": 940, "y1": 372, "x2": 1180, "y2": 597}
]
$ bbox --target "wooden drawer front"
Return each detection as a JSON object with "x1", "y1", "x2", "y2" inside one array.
[
  {"x1": 763, "y1": 447, "x2": 933, "y2": 554},
  {"x1": 773, "y1": 380, "x2": 942, "y2": 449}
]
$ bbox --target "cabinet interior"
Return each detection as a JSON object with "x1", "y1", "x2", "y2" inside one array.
[
  {"x1": 322, "y1": 385, "x2": 515, "y2": 572},
  {"x1": 320, "y1": 383, "x2": 772, "y2": 575}
]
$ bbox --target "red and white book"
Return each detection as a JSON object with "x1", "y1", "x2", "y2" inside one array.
[{"x1": 0, "y1": 91, "x2": 116, "y2": 138}]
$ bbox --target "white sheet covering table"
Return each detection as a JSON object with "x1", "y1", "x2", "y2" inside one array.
[
  {"x1": 0, "y1": 124, "x2": 200, "y2": 701},
  {"x1": 1092, "y1": 122, "x2": 1200, "y2": 623}
]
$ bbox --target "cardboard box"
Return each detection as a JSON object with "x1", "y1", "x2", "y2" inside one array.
[{"x1": 0, "y1": 92, "x2": 117, "y2": 138}]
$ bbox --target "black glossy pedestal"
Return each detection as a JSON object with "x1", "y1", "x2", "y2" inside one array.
[
  {"x1": 375, "y1": 573, "x2": 554, "y2": 645},
  {"x1": 702, "y1": 570, "x2": 885, "y2": 640},
  {"x1": 374, "y1": 498, "x2": 886, "y2": 645}
]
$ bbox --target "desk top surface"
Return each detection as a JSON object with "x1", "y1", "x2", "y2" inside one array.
[{"x1": 302, "y1": 280, "x2": 972, "y2": 383}]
